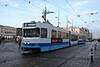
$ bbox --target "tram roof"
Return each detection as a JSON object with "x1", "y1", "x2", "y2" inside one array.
[
  {"x1": 37, "y1": 22, "x2": 70, "y2": 33},
  {"x1": 23, "y1": 21, "x2": 69, "y2": 33}
]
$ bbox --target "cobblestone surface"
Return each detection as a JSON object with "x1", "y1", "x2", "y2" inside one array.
[
  {"x1": 0, "y1": 42, "x2": 99, "y2": 67},
  {"x1": 88, "y1": 42, "x2": 100, "y2": 67}
]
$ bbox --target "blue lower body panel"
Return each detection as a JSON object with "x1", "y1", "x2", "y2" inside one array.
[
  {"x1": 22, "y1": 42, "x2": 69, "y2": 52},
  {"x1": 70, "y1": 42, "x2": 78, "y2": 46},
  {"x1": 78, "y1": 40, "x2": 86, "y2": 44},
  {"x1": 41, "y1": 43, "x2": 69, "y2": 52}
]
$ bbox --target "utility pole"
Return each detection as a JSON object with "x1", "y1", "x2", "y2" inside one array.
[
  {"x1": 44, "y1": 0, "x2": 46, "y2": 23},
  {"x1": 66, "y1": 15, "x2": 68, "y2": 30},
  {"x1": 42, "y1": 0, "x2": 54, "y2": 24},
  {"x1": 58, "y1": 9, "x2": 60, "y2": 27},
  {"x1": 72, "y1": 19, "x2": 73, "y2": 31},
  {"x1": 44, "y1": 7, "x2": 47, "y2": 23}
]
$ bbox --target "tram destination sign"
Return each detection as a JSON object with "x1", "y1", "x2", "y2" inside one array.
[{"x1": 24, "y1": 23, "x2": 36, "y2": 27}]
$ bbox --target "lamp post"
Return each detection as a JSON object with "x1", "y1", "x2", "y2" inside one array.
[
  {"x1": 58, "y1": 9, "x2": 60, "y2": 27},
  {"x1": 71, "y1": 19, "x2": 74, "y2": 31},
  {"x1": 55, "y1": 9, "x2": 60, "y2": 27},
  {"x1": 66, "y1": 15, "x2": 68, "y2": 30}
]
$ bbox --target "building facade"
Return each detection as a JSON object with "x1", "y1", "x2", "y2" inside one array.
[
  {"x1": 0, "y1": 25, "x2": 16, "y2": 39},
  {"x1": 64, "y1": 27, "x2": 92, "y2": 40},
  {"x1": 0, "y1": 25, "x2": 4, "y2": 37}
]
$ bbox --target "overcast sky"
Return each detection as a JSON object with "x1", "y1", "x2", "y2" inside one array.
[{"x1": 0, "y1": 0, "x2": 100, "y2": 38}]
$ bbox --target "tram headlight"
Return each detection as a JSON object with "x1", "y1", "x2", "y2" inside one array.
[
  {"x1": 23, "y1": 41, "x2": 30, "y2": 44},
  {"x1": 27, "y1": 42, "x2": 30, "y2": 44},
  {"x1": 24, "y1": 42, "x2": 26, "y2": 44}
]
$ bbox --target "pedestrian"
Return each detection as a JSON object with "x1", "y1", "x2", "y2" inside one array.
[
  {"x1": 15, "y1": 37, "x2": 18, "y2": 43},
  {"x1": 2, "y1": 36, "x2": 5, "y2": 44},
  {"x1": 17, "y1": 36, "x2": 22, "y2": 49},
  {"x1": 94, "y1": 40, "x2": 98, "y2": 50}
]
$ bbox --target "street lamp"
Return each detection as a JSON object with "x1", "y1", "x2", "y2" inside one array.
[
  {"x1": 55, "y1": 17, "x2": 60, "y2": 27},
  {"x1": 91, "y1": 12, "x2": 98, "y2": 15},
  {"x1": 57, "y1": 9, "x2": 60, "y2": 27}
]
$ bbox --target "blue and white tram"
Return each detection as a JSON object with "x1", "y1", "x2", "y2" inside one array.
[
  {"x1": 22, "y1": 21, "x2": 70, "y2": 52},
  {"x1": 69, "y1": 31, "x2": 79, "y2": 46},
  {"x1": 78, "y1": 34, "x2": 86, "y2": 44}
]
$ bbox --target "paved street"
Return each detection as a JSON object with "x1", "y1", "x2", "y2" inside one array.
[{"x1": 0, "y1": 42, "x2": 99, "y2": 67}]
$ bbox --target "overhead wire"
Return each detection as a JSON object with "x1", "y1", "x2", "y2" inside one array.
[
  {"x1": 43, "y1": 0, "x2": 81, "y2": 18},
  {"x1": 41, "y1": 0, "x2": 84, "y2": 25},
  {"x1": 0, "y1": 0, "x2": 86, "y2": 24},
  {"x1": 23, "y1": 0, "x2": 77, "y2": 21},
  {"x1": 0, "y1": 3, "x2": 34, "y2": 14},
  {"x1": 43, "y1": 0, "x2": 72, "y2": 13},
  {"x1": 42, "y1": 1, "x2": 73, "y2": 24},
  {"x1": 0, "y1": 3, "x2": 5, "y2": 6},
  {"x1": 64, "y1": 0, "x2": 86, "y2": 23},
  {"x1": 0, "y1": 0, "x2": 45, "y2": 16},
  {"x1": 23, "y1": 0, "x2": 43, "y2": 10}
]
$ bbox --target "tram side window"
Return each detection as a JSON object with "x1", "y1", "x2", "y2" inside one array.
[
  {"x1": 51, "y1": 30, "x2": 57, "y2": 38},
  {"x1": 71, "y1": 35, "x2": 78, "y2": 41},
  {"x1": 79, "y1": 35, "x2": 86, "y2": 40},
  {"x1": 41, "y1": 28, "x2": 47, "y2": 38},
  {"x1": 66, "y1": 33, "x2": 69, "y2": 39},
  {"x1": 83, "y1": 36, "x2": 86, "y2": 40},
  {"x1": 58, "y1": 31, "x2": 61, "y2": 38},
  {"x1": 79, "y1": 36, "x2": 83, "y2": 39},
  {"x1": 61, "y1": 32, "x2": 66, "y2": 38}
]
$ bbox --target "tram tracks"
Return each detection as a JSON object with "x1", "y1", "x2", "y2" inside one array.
[
  {"x1": 57, "y1": 44, "x2": 91, "y2": 67},
  {"x1": 0, "y1": 43, "x2": 92, "y2": 67}
]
